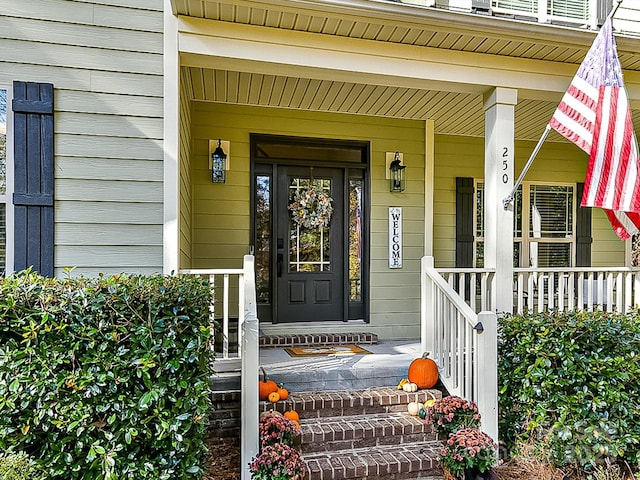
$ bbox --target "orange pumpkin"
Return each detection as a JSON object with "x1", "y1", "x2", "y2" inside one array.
[
  {"x1": 268, "y1": 391, "x2": 280, "y2": 403},
  {"x1": 276, "y1": 384, "x2": 289, "y2": 401},
  {"x1": 283, "y1": 409, "x2": 299, "y2": 423},
  {"x1": 259, "y1": 367, "x2": 279, "y2": 401},
  {"x1": 407, "y1": 353, "x2": 439, "y2": 389}
]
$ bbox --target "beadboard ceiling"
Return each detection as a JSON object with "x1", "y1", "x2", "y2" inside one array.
[{"x1": 174, "y1": 0, "x2": 640, "y2": 140}]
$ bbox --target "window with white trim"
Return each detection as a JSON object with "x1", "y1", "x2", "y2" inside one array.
[
  {"x1": 475, "y1": 182, "x2": 576, "y2": 268},
  {"x1": 0, "y1": 86, "x2": 13, "y2": 277}
]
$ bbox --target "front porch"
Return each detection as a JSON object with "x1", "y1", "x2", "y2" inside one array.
[{"x1": 184, "y1": 254, "x2": 640, "y2": 479}]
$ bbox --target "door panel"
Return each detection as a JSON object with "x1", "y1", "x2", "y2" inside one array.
[{"x1": 276, "y1": 166, "x2": 344, "y2": 322}]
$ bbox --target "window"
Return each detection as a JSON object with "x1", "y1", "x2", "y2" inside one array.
[
  {"x1": 492, "y1": 0, "x2": 591, "y2": 23},
  {"x1": 475, "y1": 182, "x2": 575, "y2": 267},
  {"x1": 0, "y1": 86, "x2": 12, "y2": 277}
]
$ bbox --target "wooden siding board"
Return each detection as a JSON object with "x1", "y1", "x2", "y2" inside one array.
[
  {"x1": 55, "y1": 179, "x2": 162, "y2": 203},
  {"x1": 56, "y1": 158, "x2": 163, "y2": 181},
  {"x1": 0, "y1": 39, "x2": 162, "y2": 75},
  {"x1": 56, "y1": 245, "x2": 163, "y2": 267},
  {"x1": 56, "y1": 112, "x2": 163, "y2": 138},
  {"x1": 56, "y1": 201, "x2": 163, "y2": 224},
  {"x1": 55, "y1": 134, "x2": 163, "y2": 160},
  {"x1": 0, "y1": 16, "x2": 162, "y2": 53},
  {"x1": 56, "y1": 223, "x2": 161, "y2": 245},
  {"x1": 55, "y1": 91, "x2": 162, "y2": 117}
]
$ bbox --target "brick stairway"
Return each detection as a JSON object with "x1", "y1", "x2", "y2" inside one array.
[{"x1": 262, "y1": 388, "x2": 444, "y2": 480}]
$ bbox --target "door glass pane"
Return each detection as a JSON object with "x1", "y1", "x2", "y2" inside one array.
[
  {"x1": 349, "y1": 179, "x2": 362, "y2": 301},
  {"x1": 288, "y1": 177, "x2": 331, "y2": 272},
  {"x1": 255, "y1": 175, "x2": 271, "y2": 303}
]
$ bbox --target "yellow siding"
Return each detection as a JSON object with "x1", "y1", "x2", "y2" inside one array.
[
  {"x1": 432, "y1": 134, "x2": 626, "y2": 268},
  {"x1": 0, "y1": 0, "x2": 164, "y2": 276},
  {"x1": 180, "y1": 72, "x2": 194, "y2": 269},
  {"x1": 190, "y1": 102, "x2": 425, "y2": 339}
]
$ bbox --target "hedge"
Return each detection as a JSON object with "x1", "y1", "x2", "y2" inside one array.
[
  {"x1": 498, "y1": 310, "x2": 640, "y2": 471},
  {"x1": 0, "y1": 271, "x2": 213, "y2": 479}
]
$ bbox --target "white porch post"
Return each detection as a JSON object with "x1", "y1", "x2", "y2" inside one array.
[
  {"x1": 163, "y1": 0, "x2": 180, "y2": 274},
  {"x1": 483, "y1": 87, "x2": 516, "y2": 315}
]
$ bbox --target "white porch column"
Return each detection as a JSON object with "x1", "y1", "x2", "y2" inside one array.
[{"x1": 483, "y1": 87, "x2": 517, "y2": 315}]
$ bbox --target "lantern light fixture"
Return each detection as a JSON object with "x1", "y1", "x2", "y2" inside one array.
[
  {"x1": 388, "y1": 151, "x2": 406, "y2": 192},
  {"x1": 209, "y1": 139, "x2": 229, "y2": 184}
]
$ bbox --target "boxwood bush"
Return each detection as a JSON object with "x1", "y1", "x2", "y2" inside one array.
[
  {"x1": 0, "y1": 271, "x2": 213, "y2": 479},
  {"x1": 498, "y1": 310, "x2": 640, "y2": 471}
]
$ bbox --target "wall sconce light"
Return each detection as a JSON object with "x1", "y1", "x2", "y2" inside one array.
[
  {"x1": 209, "y1": 139, "x2": 229, "y2": 184},
  {"x1": 386, "y1": 151, "x2": 406, "y2": 192}
]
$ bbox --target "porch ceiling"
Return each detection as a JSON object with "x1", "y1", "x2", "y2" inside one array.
[{"x1": 175, "y1": 0, "x2": 640, "y2": 140}]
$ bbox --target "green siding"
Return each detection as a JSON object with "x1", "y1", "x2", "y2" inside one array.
[
  {"x1": 0, "y1": 0, "x2": 164, "y2": 276},
  {"x1": 190, "y1": 102, "x2": 425, "y2": 339}
]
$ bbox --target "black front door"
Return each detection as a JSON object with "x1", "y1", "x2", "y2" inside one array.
[{"x1": 275, "y1": 166, "x2": 344, "y2": 322}]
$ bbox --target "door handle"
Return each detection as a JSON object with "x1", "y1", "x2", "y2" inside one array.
[{"x1": 277, "y1": 253, "x2": 283, "y2": 277}]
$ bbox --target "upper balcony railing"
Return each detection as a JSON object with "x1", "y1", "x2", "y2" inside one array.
[{"x1": 395, "y1": 0, "x2": 640, "y2": 36}]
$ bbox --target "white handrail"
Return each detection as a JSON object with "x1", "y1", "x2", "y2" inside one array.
[{"x1": 422, "y1": 256, "x2": 498, "y2": 442}]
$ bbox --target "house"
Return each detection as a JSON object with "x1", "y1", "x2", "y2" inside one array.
[{"x1": 2, "y1": 0, "x2": 640, "y2": 344}]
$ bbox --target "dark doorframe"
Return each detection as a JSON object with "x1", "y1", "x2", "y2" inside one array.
[{"x1": 250, "y1": 134, "x2": 370, "y2": 324}]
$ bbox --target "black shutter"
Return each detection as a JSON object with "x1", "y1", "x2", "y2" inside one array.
[
  {"x1": 456, "y1": 177, "x2": 475, "y2": 268},
  {"x1": 12, "y1": 81, "x2": 54, "y2": 277},
  {"x1": 575, "y1": 182, "x2": 592, "y2": 267}
]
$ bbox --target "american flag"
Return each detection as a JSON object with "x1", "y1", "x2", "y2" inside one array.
[{"x1": 549, "y1": 17, "x2": 640, "y2": 240}]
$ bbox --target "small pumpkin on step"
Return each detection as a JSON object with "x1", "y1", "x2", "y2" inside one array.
[
  {"x1": 258, "y1": 366, "x2": 279, "y2": 401},
  {"x1": 283, "y1": 408, "x2": 299, "y2": 423}
]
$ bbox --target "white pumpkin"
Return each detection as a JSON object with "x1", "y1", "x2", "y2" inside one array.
[
  {"x1": 402, "y1": 382, "x2": 418, "y2": 393},
  {"x1": 407, "y1": 401, "x2": 421, "y2": 416}
]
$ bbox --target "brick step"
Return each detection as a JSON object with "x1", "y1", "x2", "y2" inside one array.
[
  {"x1": 303, "y1": 440, "x2": 443, "y2": 480},
  {"x1": 209, "y1": 390, "x2": 241, "y2": 438},
  {"x1": 259, "y1": 332, "x2": 378, "y2": 348},
  {"x1": 298, "y1": 412, "x2": 438, "y2": 454},
  {"x1": 260, "y1": 387, "x2": 441, "y2": 419}
]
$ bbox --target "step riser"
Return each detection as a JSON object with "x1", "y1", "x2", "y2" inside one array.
[
  {"x1": 304, "y1": 442, "x2": 442, "y2": 480},
  {"x1": 300, "y1": 432, "x2": 439, "y2": 454},
  {"x1": 261, "y1": 390, "x2": 438, "y2": 419}
]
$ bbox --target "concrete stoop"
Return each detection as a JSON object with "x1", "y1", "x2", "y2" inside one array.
[{"x1": 262, "y1": 387, "x2": 445, "y2": 480}]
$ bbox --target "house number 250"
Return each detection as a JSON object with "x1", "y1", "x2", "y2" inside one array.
[{"x1": 502, "y1": 147, "x2": 509, "y2": 184}]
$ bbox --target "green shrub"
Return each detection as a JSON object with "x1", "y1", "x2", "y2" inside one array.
[
  {"x1": 0, "y1": 271, "x2": 213, "y2": 479},
  {"x1": 498, "y1": 310, "x2": 640, "y2": 471},
  {"x1": 0, "y1": 451, "x2": 47, "y2": 480}
]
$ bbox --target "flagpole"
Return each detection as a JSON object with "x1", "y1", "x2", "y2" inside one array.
[{"x1": 502, "y1": 124, "x2": 551, "y2": 209}]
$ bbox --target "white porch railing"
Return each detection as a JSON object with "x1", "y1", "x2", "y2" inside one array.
[
  {"x1": 436, "y1": 266, "x2": 640, "y2": 314},
  {"x1": 179, "y1": 266, "x2": 245, "y2": 359},
  {"x1": 180, "y1": 256, "x2": 259, "y2": 480},
  {"x1": 422, "y1": 256, "x2": 498, "y2": 442},
  {"x1": 513, "y1": 267, "x2": 640, "y2": 314}
]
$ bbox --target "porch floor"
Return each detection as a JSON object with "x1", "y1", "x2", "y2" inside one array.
[{"x1": 258, "y1": 340, "x2": 423, "y2": 392}]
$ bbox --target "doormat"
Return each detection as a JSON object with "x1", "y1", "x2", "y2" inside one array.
[{"x1": 285, "y1": 344, "x2": 372, "y2": 357}]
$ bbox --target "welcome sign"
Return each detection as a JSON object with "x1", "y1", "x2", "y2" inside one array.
[{"x1": 388, "y1": 207, "x2": 402, "y2": 269}]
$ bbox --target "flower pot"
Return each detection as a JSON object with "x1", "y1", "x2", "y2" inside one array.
[{"x1": 464, "y1": 467, "x2": 497, "y2": 480}]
